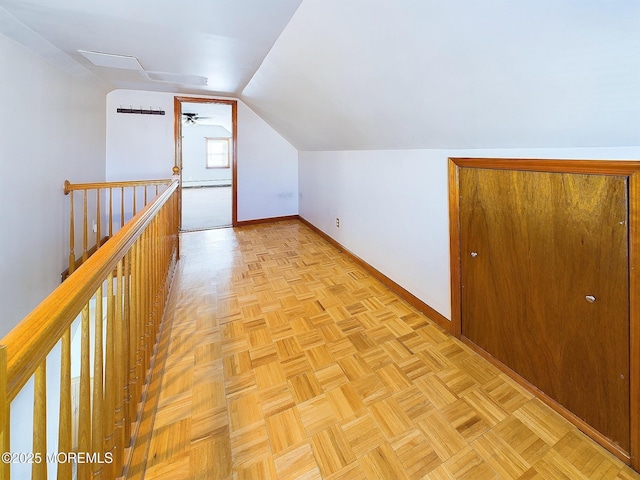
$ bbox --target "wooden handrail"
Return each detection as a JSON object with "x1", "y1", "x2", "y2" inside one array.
[
  {"x1": 63, "y1": 179, "x2": 171, "y2": 195},
  {"x1": 0, "y1": 346, "x2": 8, "y2": 480},
  {"x1": 0, "y1": 176, "x2": 179, "y2": 480},
  {"x1": 3, "y1": 179, "x2": 177, "y2": 401},
  {"x1": 64, "y1": 178, "x2": 173, "y2": 278}
]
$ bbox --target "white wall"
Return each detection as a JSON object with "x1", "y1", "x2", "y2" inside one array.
[
  {"x1": 0, "y1": 33, "x2": 108, "y2": 337},
  {"x1": 106, "y1": 90, "x2": 298, "y2": 221},
  {"x1": 106, "y1": 90, "x2": 175, "y2": 180},
  {"x1": 299, "y1": 147, "x2": 640, "y2": 321},
  {"x1": 237, "y1": 101, "x2": 298, "y2": 221},
  {"x1": 182, "y1": 124, "x2": 232, "y2": 187}
]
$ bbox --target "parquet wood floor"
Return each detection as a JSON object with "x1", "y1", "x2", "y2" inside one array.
[{"x1": 129, "y1": 220, "x2": 640, "y2": 480}]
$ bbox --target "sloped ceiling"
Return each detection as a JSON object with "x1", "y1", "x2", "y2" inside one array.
[
  {"x1": 0, "y1": 0, "x2": 303, "y2": 95},
  {"x1": 1, "y1": 0, "x2": 638, "y2": 151},
  {"x1": 242, "y1": 0, "x2": 640, "y2": 150}
]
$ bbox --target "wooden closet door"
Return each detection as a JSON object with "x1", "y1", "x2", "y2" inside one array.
[{"x1": 460, "y1": 167, "x2": 630, "y2": 452}]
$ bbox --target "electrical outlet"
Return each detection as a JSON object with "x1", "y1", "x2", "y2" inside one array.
[
  {"x1": 92, "y1": 219, "x2": 98, "y2": 233},
  {"x1": 336, "y1": 217, "x2": 340, "y2": 228}
]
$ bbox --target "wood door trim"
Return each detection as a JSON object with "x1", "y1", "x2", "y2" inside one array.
[
  {"x1": 629, "y1": 169, "x2": 640, "y2": 470},
  {"x1": 448, "y1": 157, "x2": 640, "y2": 470},
  {"x1": 451, "y1": 157, "x2": 640, "y2": 175},
  {"x1": 174, "y1": 96, "x2": 238, "y2": 227}
]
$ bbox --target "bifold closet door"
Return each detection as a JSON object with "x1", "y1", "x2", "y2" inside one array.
[{"x1": 459, "y1": 167, "x2": 630, "y2": 452}]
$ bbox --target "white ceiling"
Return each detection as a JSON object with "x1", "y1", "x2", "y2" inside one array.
[
  {"x1": 243, "y1": 0, "x2": 640, "y2": 150},
  {"x1": 1, "y1": 0, "x2": 639, "y2": 151},
  {"x1": 0, "y1": 0, "x2": 303, "y2": 95}
]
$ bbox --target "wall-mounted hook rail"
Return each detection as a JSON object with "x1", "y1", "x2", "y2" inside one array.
[{"x1": 117, "y1": 106, "x2": 165, "y2": 115}]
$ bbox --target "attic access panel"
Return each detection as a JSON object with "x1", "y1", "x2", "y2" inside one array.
[{"x1": 448, "y1": 157, "x2": 640, "y2": 470}]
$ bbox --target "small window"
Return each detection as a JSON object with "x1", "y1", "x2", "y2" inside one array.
[{"x1": 206, "y1": 137, "x2": 230, "y2": 168}]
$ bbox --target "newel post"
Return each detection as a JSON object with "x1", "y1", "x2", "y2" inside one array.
[{"x1": 172, "y1": 167, "x2": 181, "y2": 259}]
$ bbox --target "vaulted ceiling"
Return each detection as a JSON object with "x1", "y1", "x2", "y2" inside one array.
[{"x1": 1, "y1": 0, "x2": 639, "y2": 150}]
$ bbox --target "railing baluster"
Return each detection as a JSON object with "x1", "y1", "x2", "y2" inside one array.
[
  {"x1": 57, "y1": 328, "x2": 72, "y2": 480},
  {"x1": 32, "y1": 362, "x2": 47, "y2": 480},
  {"x1": 109, "y1": 187, "x2": 114, "y2": 238},
  {"x1": 92, "y1": 285, "x2": 105, "y2": 480},
  {"x1": 139, "y1": 233, "x2": 146, "y2": 387},
  {"x1": 120, "y1": 187, "x2": 125, "y2": 229},
  {"x1": 104, "y1": 272, "x2": 115, "y2": 479},
  {"x1": 123, "y1": 251, "x2": 132, "y2": 440},
  {"x1": 153, "y1": 217, "x2": 160, "y2": 342},
  {"x1": 69, "y1": 190, "x2": 75, "y2": 275},
  {"x1": 138, "y1": 234, "x2": 145, "y2": 394},
  {"x1": 96, "y1": 188, "x2": 102, "y2": 249},
  {"x1": 77, "y1": 304, "x2": 91, "y2": 480},
  {"x1": 82, "y1": 189, "x2": 89, "y2": 263},
  {"x1": 114, "y1": 259, "x2": 125, "y2": 469},
  {"x1": 5, "y1": 177, "x2": 178, "y2": 480},
  {"x1": 144, "y1": 228, "x2": 152, "y2": 374},
  {"x1": 133, "y1": 187, "x2": 138, "y2": 216},
  {"x1": 64, "y1": 178, "x2": 171, "y2": 276},
  {"x1": 129, "y1": 241, "x2": 141, "y2": 413}
]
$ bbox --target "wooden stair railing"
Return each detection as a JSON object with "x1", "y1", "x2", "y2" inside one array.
[
  {"x1": 63, "y1": 178, "x2": 173, "y2": 279},
  {"x1": 0, "y1": 176, "x2": 179, "y2": 480}
]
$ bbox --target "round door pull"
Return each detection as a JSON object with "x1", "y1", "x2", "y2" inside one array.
[
  {"x1": 470, "y1": 252, "x2": 478, "y2": 257},
  {"x1": 585, "y1": 295, "x2": 596, "y2": 303}
]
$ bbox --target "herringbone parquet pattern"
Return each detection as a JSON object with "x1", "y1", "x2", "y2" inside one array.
[{"x1": 130, "y1": 220, "x2": 640, "y2": 480}]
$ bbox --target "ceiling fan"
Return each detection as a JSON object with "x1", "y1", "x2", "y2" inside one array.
[
  {"x1": 182, "y1": 112, "x2": 201, "y2": 125},
  {"x1": 182, "y1": 112, "x2": 216, "y2": 125}
]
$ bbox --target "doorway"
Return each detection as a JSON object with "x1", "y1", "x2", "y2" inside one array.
[
  {"x1": 448, "y1": 158, "x2": 640, "y2": 469},
  {"x1": 174, "y1": 97, "x2": 237, "y2": 230}
]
